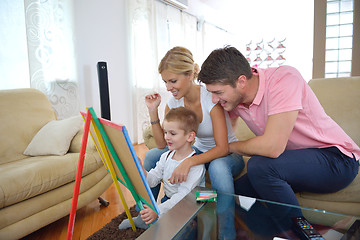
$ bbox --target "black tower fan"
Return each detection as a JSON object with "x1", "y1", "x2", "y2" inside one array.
[{"x1": 97, "y1": 62, "x2": 111, "y2": 120}]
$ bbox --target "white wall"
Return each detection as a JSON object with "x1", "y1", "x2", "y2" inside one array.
[
  {"x1": 73, "y1": 0, "x2": 314, "y2": 141},
  {"x1": 187, "y1": 0, "x2": 314, "y2": 81},
  {"x1": 73, "y1": 0, "x2": 134, "y2": 138}
]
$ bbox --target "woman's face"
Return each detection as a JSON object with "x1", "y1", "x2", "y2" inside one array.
[{"x1": 161, "y1": 70, "x2": 193, "y2": 99}]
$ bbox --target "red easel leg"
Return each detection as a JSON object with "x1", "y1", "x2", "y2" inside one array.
[{"x1": 66, "y1": 109, "x2": 91, "y2": 240}]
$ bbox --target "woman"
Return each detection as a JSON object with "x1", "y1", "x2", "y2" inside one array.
[
  {"x1": 144, "y1": 46, "x2": 244, "y2": 189},
  {"x1": 144, "y1": 46, "x2": 244, "y2": 239}
]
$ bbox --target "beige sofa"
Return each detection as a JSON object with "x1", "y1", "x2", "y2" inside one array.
[
  {"x1": 0, "y1": 88, "x2": 112, "y2": 239},
  {"x1": 143, "y1": 76, "x2": 360, "y2": 216}
]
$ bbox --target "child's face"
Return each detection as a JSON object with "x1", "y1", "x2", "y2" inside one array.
[{"x1": 163, "y1": 120, "x2": 191, "y2": 151}]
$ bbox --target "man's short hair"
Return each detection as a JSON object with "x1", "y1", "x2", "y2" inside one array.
[
  {"x1": 164, "y1": 107, "x2": 199, "y2": 134},
  {"x1": 198, "y1": 46, "x2": 253, "y2": 87}
]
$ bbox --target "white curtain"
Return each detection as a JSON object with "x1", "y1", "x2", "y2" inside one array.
[
  {"x1": 0, "y1": 1, "x2": 30, "y2": 90},
  {"x1": 0, "y1": 0, "x2": 79, "y2": 119},
  {"x1": 24, "y1": 0, "x2": 79, "y2": 119},
  {"x1": 127, "y1": 0, "x2": 236, "y2": 143},
  {"x1": 128, "y1": 0, "x2": 199, "y2": 143}
]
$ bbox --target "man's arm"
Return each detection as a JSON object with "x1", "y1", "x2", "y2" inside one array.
[{"x1": 229, "y1": 110, "x2": 298, "y2": 158}]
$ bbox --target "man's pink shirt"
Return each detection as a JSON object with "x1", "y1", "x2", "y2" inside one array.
[{"x1": 229, "y1": 66, "x2": 360, "y2": 160}]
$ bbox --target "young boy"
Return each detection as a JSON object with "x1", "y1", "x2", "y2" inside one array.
[{"x1": 119, "y1": 107, "x2": 205, "y2": 229}]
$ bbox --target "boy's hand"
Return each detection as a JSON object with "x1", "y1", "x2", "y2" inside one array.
[
  {"x1": 168, "y1": 159, "x2": 191, "y2": 184},
  {"x1": 140, "y1": 204, "x2": 158, "y2": 225}
]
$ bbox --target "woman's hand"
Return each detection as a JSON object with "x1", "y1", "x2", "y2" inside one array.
[
  {"x1": 168, "y1": 159, "x2": 192, "y2": 184},
  {"x1": 140, "y1": 204, "x2": 158, "y2": 225},
  {"x1": 145, "y1": 93, "x2": 161, "y2": 112}
]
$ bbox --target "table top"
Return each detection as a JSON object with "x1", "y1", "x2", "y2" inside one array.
[{"x1": 138, "y1": 186, "x2": 360, "y2": 240}]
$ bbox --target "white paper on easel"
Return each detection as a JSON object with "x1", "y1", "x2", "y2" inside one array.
[{"x1": 238, "y1": 195, "x2": 256, "y2": 211}]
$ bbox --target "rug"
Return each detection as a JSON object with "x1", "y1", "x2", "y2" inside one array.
[{"x1": 87, "y1": 205, "x2": 146, "y2": 240}]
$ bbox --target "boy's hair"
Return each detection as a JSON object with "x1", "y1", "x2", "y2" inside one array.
[
  {"x1": 198, "y1": 45, "x2": 253, "y2": 87},
  {"x1": 164, "y1": 107, "x2": 199, "y2": 134}
]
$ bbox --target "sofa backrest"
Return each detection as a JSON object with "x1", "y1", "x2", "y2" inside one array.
[
  {"x1": 308, "y1": 76, "x2": 360, "y2": 147},
  {"x1": 0, "y1": 88, "x2": 56, "y2": 164}
]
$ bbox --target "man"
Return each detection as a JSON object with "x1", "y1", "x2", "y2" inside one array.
[{"x1": 198, "y1": 46, "x2": 359, "y2": 206}]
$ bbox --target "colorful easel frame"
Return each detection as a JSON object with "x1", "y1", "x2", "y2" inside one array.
[{"x1": 66, "y1": 108, "x2": 159, "y2": 239}]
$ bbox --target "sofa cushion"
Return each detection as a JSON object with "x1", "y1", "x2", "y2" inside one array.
[
  {"x1": 299, "y1": 168, "x2": 360, "y2": 203},
  {"x1": 234, "y1": 117, "x2": 256, "y2": 141},
  {"x1": 69, "y1": 127, "x2": 96, "y2": 153},
  {"x1": 23, "y1": 116, "x2": 83, "y2": 156},
  {"x1": 0, "y1": 152, "x2": 103, "y2": 208},
  {"x1": 0, "y1": 167, "x2": 109, "y2": 230}
]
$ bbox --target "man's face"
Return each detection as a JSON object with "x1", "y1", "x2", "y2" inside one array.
[{"x1": 206, "y1": 83, "x2": 243, "y2": 111}]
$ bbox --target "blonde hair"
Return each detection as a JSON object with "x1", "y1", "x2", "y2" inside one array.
[
  {"x1": 158, "y1": 46, "x2": 200, "y2": 80},
  {"x1": 164, "y1": 107, "x2": 199, "y2": 134}
]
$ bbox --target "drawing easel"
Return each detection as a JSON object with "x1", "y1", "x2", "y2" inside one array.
[{"x1": 66, "y1": 108, "x2": 159, "y2": 240}]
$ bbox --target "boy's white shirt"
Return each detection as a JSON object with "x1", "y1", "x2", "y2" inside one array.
[{"x1": 146, "y1": 150, "x2": 205, "y2": 218}]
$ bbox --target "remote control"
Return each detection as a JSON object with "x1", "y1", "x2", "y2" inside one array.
[{"x1": 292, "y1": 216, "x2": 325, "y2": 240}]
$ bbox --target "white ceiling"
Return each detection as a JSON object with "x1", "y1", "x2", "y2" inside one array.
[{"x1": 186, "y1": 0, "x2": 313, "y2": 36}]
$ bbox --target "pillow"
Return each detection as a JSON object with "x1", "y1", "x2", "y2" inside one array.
[{"x1": 24, "y1": 115, "x2": 83, "y2": 156}]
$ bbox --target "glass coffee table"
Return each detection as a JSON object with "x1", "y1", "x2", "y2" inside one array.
[{"x1": 138, "y1": 187, "x2": 360, "y2": 240}]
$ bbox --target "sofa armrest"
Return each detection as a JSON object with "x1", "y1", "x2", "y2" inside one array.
[{"x1": 143, "y1": 125, "x2": 158, "y2": 150}]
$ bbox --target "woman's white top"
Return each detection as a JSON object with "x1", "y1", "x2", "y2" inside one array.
[{"x1": 167, "y1": 85, "x2": 238, "y2": 152}]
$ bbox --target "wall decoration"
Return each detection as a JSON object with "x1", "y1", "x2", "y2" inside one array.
[{"x1": 245, "y1": 38, "x2": 287, "y2": 68}]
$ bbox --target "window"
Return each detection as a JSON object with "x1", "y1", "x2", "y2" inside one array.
[
  {"x1": 325, "y1": 0, "x2": 354, "y2": 78},
  {"x1": 313, "y1": 0, "x2": 359, "y2": 78}
]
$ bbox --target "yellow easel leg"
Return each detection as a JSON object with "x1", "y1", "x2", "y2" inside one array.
[{"x1": 91, "y1": 118, "x2": 137, "y2": 232}]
